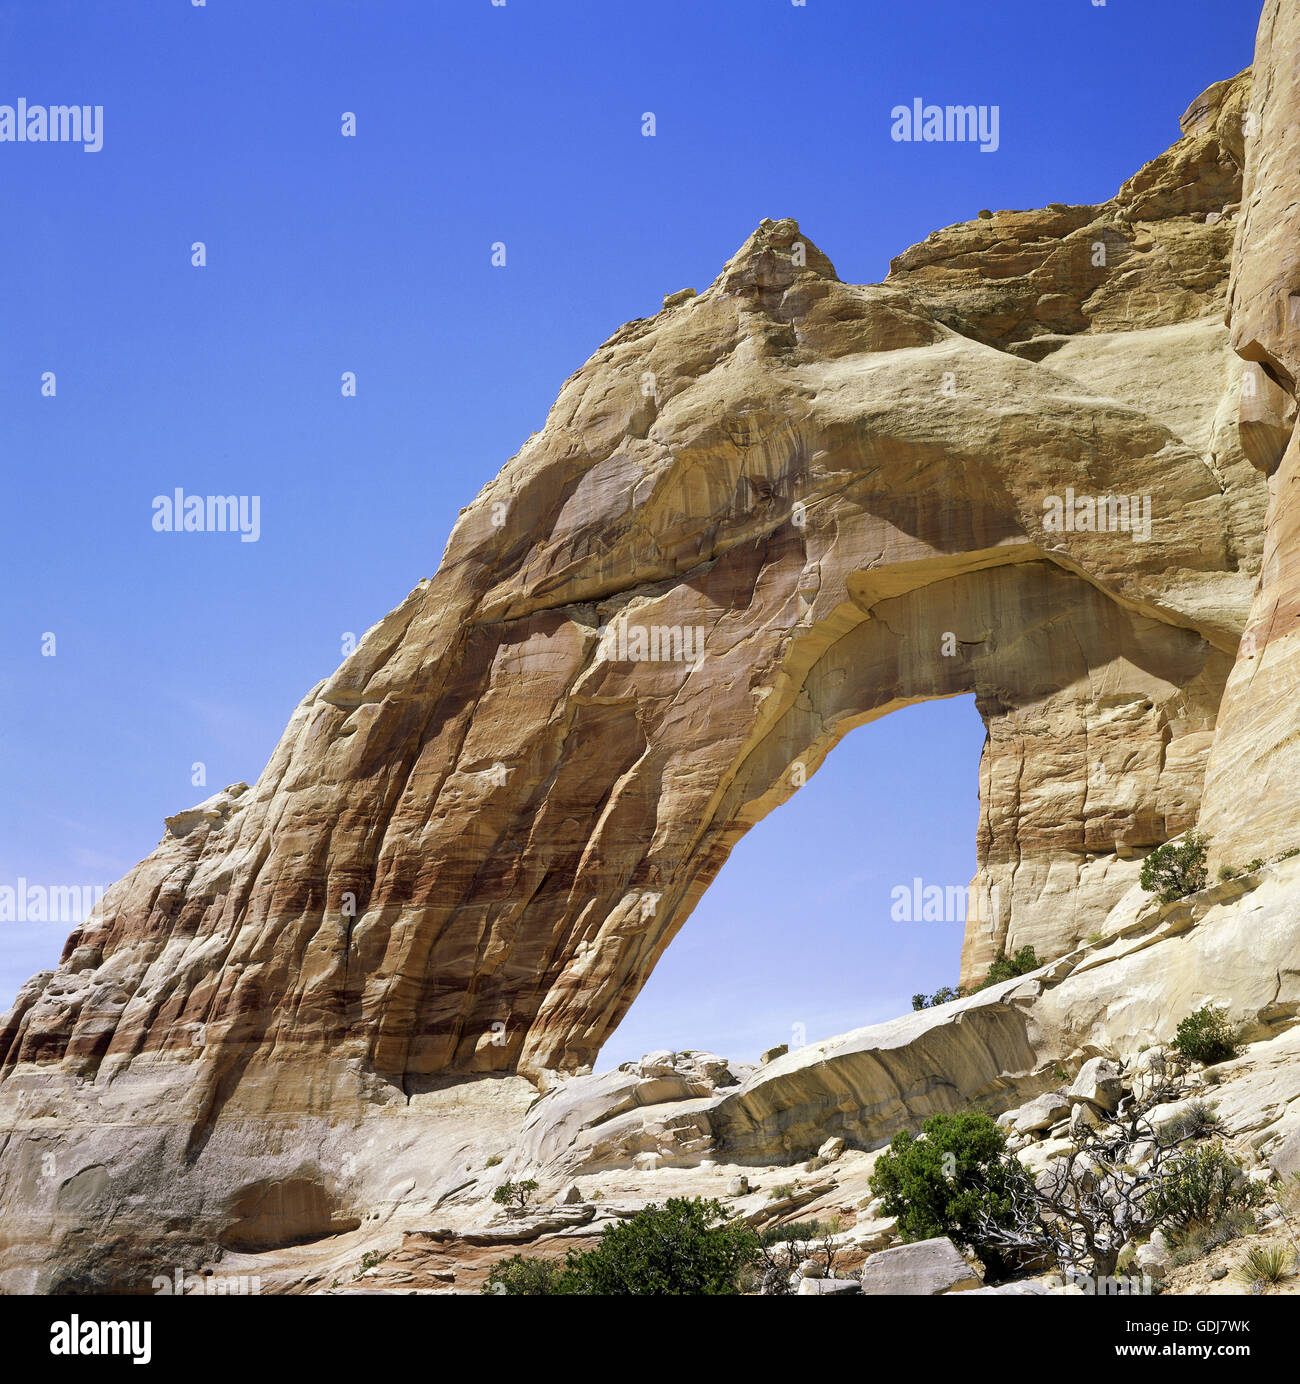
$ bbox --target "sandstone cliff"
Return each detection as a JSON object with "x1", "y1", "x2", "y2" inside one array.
[{"x1": 0, "y1": 31, "x2": 1295, "y2": 1293}]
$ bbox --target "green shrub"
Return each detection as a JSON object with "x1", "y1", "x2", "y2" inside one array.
[
  {"x1": 492, "y1": 1178, "x2": 539, "y2": 1211},
  {"x1": 1234, "y1": 1244, "x2": 1293, "y2": 1291},
  {"x1": 1148, "y1": 1144, "x2": 1262, "y2": 1240},
  {"x1": 481, "y1": 1253, "x2": 571, "y2": 1295},
  {"x1": 868, "y1": 1111, "x2": 1031, "y2": 1275},
  {"x1": 1162, "y1": 1099, "x2": 1222, "y2": 1142},
  {"x1": 1139, "y1": 831, "x2": 1209, "y2": 903},
  {"x1": 912, "y1": 985, "x2": 966, "y2": 1011},
  {"x1": 753, "y1": 1217, "x2": 843, "y2": 1293},
  {"x1": 980, "y1": 945, "x2": 1040, "y2": 989},
  {"x1": 485, "y1": 1154, "x2": 502, "y2": 1168},
  {"x1": 1167, "y1": 1209, "x2": 1253, "y2": 1268},
  {"x1": 1218, "y1": 865, "x2": 1239, "y2": 882},
  {"x1": 1245, "y1": 858, "x2": 1265, "y2": 873},
  {"x1": 1171, "y1": 1005, "x2": 1240, "y2": 1066},
  {"x1": 482, "y1": 1198, "x2": 759, "y2": 1296},
  {"x1": 913, "y1": 949, "x2": 1039, "y2": 1010},
  {"x1": 562, "y1": 1197, "x2": 759, "y2": 1295}
]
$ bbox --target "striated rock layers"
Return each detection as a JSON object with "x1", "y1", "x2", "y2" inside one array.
[
  {"x1": 1198, "y1": 0, "x2": 1300, "y2": 864},
  {"x1": 0, "y1": 55, "x2": 1285, "y2": 1290}
]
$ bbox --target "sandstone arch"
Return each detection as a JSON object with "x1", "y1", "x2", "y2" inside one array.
[
  {"x1": 2, "y1": 193, "x2": 1262, "y2": 1102},
  {"x1": 0, "y1": 62, "x2": 1285, "y2": 1291}
]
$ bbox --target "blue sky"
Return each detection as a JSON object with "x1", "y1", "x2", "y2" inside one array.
[{"x1": 0, "y1": 0, "x2": 1259, "y2": 1065}]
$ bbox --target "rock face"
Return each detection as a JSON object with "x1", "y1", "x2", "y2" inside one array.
[
  {"x1": 0, "y1": 48, "x2": 1288, "y2": 1292},
  {"x1": 1198, "y1": 0, "x2": 1300, "y2": 866}
]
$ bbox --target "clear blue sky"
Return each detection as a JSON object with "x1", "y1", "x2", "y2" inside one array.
[{"x1": 0, "y1": 0, "x2": 1259, "y2": 1066}]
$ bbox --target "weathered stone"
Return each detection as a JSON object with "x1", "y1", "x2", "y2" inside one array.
[
  {"x1": 1013, "y1": 1093, "x2": 1074, "y2": 1136},
  {"x1": 1199, "y1": 0, "x2": 1300, "y2": 866},
  {"x1": 1067, "y1": 1057, "x2": 1125, "y2": 1112},
  {"x1": 0, "y1": 43, "x2": 1294, "y2": 1294},
  {"x1": 857, "y1": 1238, "x2": 982, "y2": 1295},
  {"x1": 797, "y1": 1276, "x2": 860, "y2": 1295}
]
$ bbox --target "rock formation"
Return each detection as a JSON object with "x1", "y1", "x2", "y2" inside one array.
[
  {"x1": 0, "y1": 20, "x2": 1296, "y2": 1293},
  {"x1": 1198, "y1": 0, "x2": 1300, "y2": 864}
]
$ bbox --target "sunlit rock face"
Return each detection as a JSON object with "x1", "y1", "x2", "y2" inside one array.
[
  {"x1": 1198, "y1": 0, "x2": 1300, "y2": 867},
  {"x1": 0, "y1": 62, "x2": 1276, "y2": 1291}
]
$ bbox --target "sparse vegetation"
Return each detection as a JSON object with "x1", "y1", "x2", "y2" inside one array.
[
  {"x1": 869, "y1": 1111, "x2": 1030, "y2": 1276},
  {"x1": 981, "y1": 945, "x2": 1041, "y2": 988},
  {"x1": 1168, "y1": 1209, "x2": 1254, "y2": 1267},
  {"x1": 482, "y1": 1253, "x2": 569, "y2": 1296},
  {"x1": 751, "y1": 1217, "x2": 843, "y2": 1295},
  {"x1": 1139, "y1": 831, "x2": 1209, "y2": 903},
  {"x1": 1162, "y1": 1099, "x2": 1223, "y2": 1142},
  {"x1": 352, "y1": 1249, "x2": 389, "y2": 1281},
  {"x1": 483, "y1": 1197, "x2": 760, "y2": 1295},
  {"x1": 1171, "y1": 1005, "x2": 1240, "y2": 1067},
  {"x1": 1148, "y1": 1144, "x2": 1263, "y2": 1240},
  {"x1": 911, "y1": 947, "x2": 1040, "y2": 1011},
  {"x1": 912, "y1": 985, "x2": 966, "y2": 1011},
  {"x1": 974, "y1": 1060, "x2": 1259, "y2": 1278},
  {"x1": 492, "y1": 1178, "x2": 540, "y2": 1212},
  {"x1": 1233, "y1": 1244, "x2": 1294, "y2": 1292},
  {"x1": 485, "y1": 1154, "x2": 502, "y2": 1168}
]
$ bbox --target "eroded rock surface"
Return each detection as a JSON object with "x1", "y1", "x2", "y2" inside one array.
[{"x1": 0, "y1": 59, "x2": 1284, "y2": 1292}]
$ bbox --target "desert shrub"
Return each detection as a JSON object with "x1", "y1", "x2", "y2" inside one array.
[
  {"x1": 1245, "y1": 858, "x2": 1265, "y2": 873},
  {"x1": 561, "y1": 1197, "x2": 759, "y2": 1295},
  {"x1": 1171, "y1": 1005, "x2": 1240, "y2": 1066},
  {"x1": 1163, "y1": 1099, "x2": 1222, "y2": 1142},
  {"x1": 912, "y1": 985, "x2": 966, "y2": 1011},
  {"x1": 485, "y1": 1154, "x2": 502, "y2": 1168},
  {"x1": 1139, "y1": 831, "x2": 1208, "y2": 903},
  {"x1": 1148, "y1": 1144, "x2": 1262, "y2": 1240},
  {"x1": 1218, "y1": 865, "x2": 1239, "y2": 882},
  {"x1": 980, "y1": 946, "x2": 1040, "y2": 989},
  {"x1": 483, "y1": 1198, "x2": 758, "y2": 1296},
  {"x1": 481, "y1": 1253, "x2": 570, "y2": 1295},
  {"x1": 1234, "y1": 1244, "x2": 1293, "y2": 1292},
  {"x1": 491, "y1": 1178, "x2": 539, "y2": 1211},
  {"x1": 869, "y1": 1111, "x2": 1030, "y2": 1275},
  {"x1": 754, "y1": 1217, "x2": 842, "y2": 1294},
  {"x1": 913, "y1": 950, "x2": 1039, "y2": 1010},
  {"x1": 1168, "y1": 1209, "x2": 1254, "y2": 1267}
]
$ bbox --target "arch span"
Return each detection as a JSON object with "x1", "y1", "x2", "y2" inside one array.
[{"x1": 1, "y1": 219, "x2": 1260, "y2": 1104}]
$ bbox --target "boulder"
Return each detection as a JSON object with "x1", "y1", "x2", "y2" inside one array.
[
  {"x1": 1066, "y1": 1057, "x2": 1125, "y2": 1112},
  {"x1": 1012, "y1": 1093, "x2": 1073, "y2": 1135},
  {"x1": 797, "y1": 1276, "x2": 861, "y2": 1295},
  {"x1": 857, "y1": 1238, "x2": 982, "y2": 1295}
]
